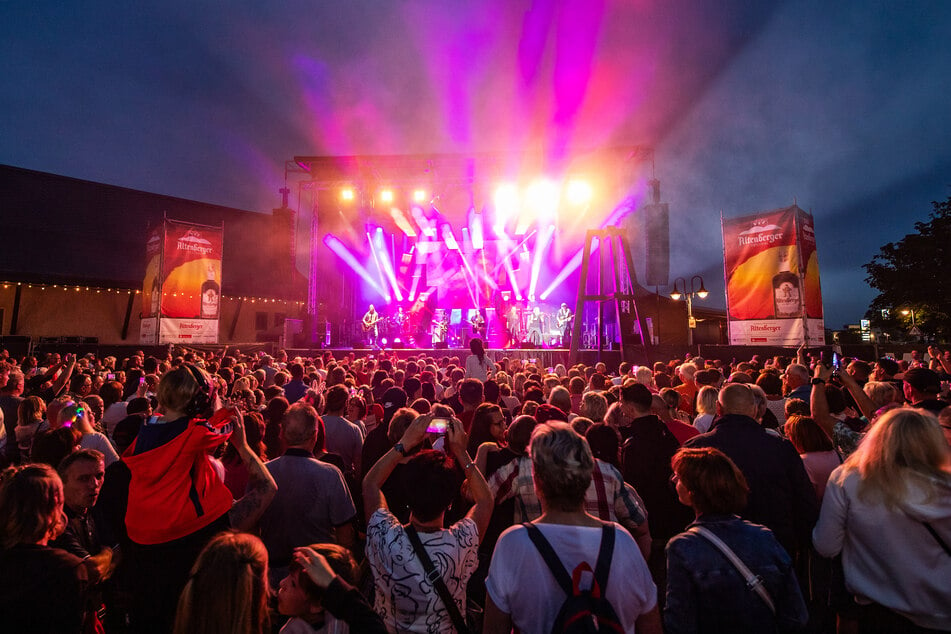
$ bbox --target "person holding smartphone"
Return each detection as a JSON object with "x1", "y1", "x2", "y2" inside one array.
[{"x1": 363, "y1": 413, "x2": 493, "y2": 632}]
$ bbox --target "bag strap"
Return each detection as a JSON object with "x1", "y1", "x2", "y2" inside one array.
[
  {"x1": 523, "y1": 522, "x2": 615, "y2": 596},
  {"x1": 593, "y1": 524, "x2": 615, "y2": 595},
  {"x1": 923, "y1": 521, "x2": 951, "y2": 556},
  {"x1": 404, "y1": 525, "x2": 470, "y2": 634},
  {"x1": 522, "y1": 522, "x2": 573, "y2": 596},
  {"x1": 689, "y1": 526, "x2": 776, "y2": 614}
]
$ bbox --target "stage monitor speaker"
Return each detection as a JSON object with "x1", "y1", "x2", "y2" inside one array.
[
  {"x1": 520, "y1": 342, "x2": 535, "y2": 349},
  {"x1": 353, "y1": 342, "x2": 369, "y2": 350},
  {"x1": 434, "y1": 342, "x2": 449, "y2": 349},
  {"x1": 645, "y1": 202, "x2": 669, "y2": 287}
]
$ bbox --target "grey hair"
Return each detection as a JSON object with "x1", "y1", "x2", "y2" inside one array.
[{"x1": 529, "y1": 422, "x2": 594, "y2": 511}]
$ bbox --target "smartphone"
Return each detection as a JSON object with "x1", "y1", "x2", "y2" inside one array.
[
  {"x1": 106, "y1": 373, "x2": 116, "y2": 381},
  {"x1": 831, "y1": 352, "x2": 841, "y2": 378},
  {"x1": 426, "y1": 418, "x2": 449, "y2": 434},
  {"x1": 139, "y1": 377, "x2": 146, "y2": 385}
]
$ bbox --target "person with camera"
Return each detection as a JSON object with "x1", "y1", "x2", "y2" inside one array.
[{"x1": 363, "y1": 413, "x2": 492, "y2": 632}]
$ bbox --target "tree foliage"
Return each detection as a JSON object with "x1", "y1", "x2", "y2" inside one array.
[{"x1": 864, "y1": 195, "x2": 951, "y2": 339}]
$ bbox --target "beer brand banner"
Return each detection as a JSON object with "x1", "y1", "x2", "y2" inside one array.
[
  {"x1": 722, "y1": 205, "x2": 823, "y2": 346},
  {"x1": 140, "y1": 219, "x2": 223, "y2": 344}
]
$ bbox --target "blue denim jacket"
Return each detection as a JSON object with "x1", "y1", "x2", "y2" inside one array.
[{"x1": 664, "y1": 514, "x2": 808, "y2": 633}]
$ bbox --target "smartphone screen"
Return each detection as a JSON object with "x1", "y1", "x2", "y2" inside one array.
[{"x1": 426, "y1": 418, "x2": 449, "y2": 434}]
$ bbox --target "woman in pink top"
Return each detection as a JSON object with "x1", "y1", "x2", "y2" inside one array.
[{"x1": 784, "y1": 415, "x2": 841, "y2": 501}]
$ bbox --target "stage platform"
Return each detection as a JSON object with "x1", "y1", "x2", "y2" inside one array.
[{"x1": 286, "y1": 347, "x2": 573, "y2": 368}]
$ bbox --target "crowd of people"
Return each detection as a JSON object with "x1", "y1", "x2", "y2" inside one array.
[{"x1": 0, "y1": 338, "x2": 949, "y2": 633}]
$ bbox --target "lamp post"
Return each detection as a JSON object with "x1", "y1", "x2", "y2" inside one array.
[{"x1": 670, "y1": 275, "x2": 708, "y2": 346}]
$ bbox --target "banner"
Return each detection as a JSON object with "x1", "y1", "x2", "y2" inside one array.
[
  {"x1": 139, "y1": 225, "x2": 164, "y2": 344},
  {"x1": 140, "y1": 219, "x2": 223, "y2": 344},
  {"x1": 722, "y1": 205, "x2": 823, "y2": 346}
]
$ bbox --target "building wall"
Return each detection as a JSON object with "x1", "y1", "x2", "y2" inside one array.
[{"x1": 0, "y1": 284, "x2": 305, "y2": 345}]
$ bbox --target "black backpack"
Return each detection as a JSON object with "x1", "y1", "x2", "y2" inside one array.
[{"x1": 522, "y1": 522, "x2": 624, "y2": 634}]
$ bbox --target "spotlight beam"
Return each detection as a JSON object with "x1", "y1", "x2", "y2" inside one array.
[{"x1": 325, "y1": 235, "x2": 390, "y2": 300}]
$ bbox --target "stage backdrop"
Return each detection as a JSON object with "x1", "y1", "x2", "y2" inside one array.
[
  {"x1": 722, "y1": 205, "x2": 823, "y2": 346},
  {"x1": 140, "y1": 219, "x2": 223, "y2": 344}
]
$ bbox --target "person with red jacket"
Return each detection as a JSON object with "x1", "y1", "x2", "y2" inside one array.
[{"x1": 124, "y1": 364, "x2": 276, "y2": 634}]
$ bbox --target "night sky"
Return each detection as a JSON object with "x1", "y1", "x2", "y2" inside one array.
[{"x1": 2, "y1": 0, "x2": 950, "y2": 329}]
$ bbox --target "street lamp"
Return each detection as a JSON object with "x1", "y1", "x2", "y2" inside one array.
[{"x1": 670, "y1": 275, "x2": 708, "y2": 346}]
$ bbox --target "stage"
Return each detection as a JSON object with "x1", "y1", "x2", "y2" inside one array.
[{"x1": 286, "y1": 346, "x2": 574, "y2": 369}]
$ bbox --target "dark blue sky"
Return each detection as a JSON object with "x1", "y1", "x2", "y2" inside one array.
[{"x1": 2, "y1": 0, "x2": 950, "y2": 329}]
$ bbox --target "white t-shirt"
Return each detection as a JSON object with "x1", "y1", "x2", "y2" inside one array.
[
  {"x1": 366, "y1": 508, "x2": 479, "y2": 633},
  {"x1": 80, "y1": 432, "x2": 120, "y2": 467},
  {"x1": 486, "y1": 522, "x2": 656, "y2": 634},
  {"x1": 465, "y1": 354, "x2": 494, "y2": 382}
]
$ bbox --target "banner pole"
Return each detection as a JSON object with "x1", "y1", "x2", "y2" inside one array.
[{"x1": 720, "y1": 210, "x2": 730, "y2": 345}]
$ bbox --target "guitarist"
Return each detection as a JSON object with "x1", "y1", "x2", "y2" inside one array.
[
  {"x1": 362, "y1": 304, "x2": 382, "y2": 347},
  {"x1": 469, "y1": 310, "x2": 487, "y2": 341},
  {"x1": 556, "y1": 302, "x2": 573, "y2": 347}
]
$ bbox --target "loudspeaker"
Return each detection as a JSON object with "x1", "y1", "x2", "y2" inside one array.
[
  {"x1": 434, "y1": 342, "x2": 449, "y2": 349},
  {"x1": 353, "y1": 342, "x2": 369, "y2": 350},
  {"x1": 520, "y1": 342, "x2": 536, "y2": 349},
  {"x1": 645, "y1": 203, "x2": 669, "y2": 287}
]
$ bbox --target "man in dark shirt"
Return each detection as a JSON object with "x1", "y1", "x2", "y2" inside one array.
[
  {"x1": 53, "y1": 449, "x2": 114, "y2": 629},
  {"x1": 685, "y1": 383, "x2": 819, "y2": 556},
  {"x1": 902, "y1": 367, "x2": 949, "y2": 416},
  {"x1": 619, "y1": 382, "x2": 692, "y2": 598}
]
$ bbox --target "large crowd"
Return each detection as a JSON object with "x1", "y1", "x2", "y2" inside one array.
[{"x1": 0, "y1": 338, "x2": 949, "y2": 633}]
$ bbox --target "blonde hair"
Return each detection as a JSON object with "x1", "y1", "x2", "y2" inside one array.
[
  {"x1": 529, "y1": 422, "x2": 594, "y2": 511},
  {"x1": 839, "y1": 408, "x2": 951, "y2": 508},
  {"x1": 696, "y1": 386, "x2": 719, "y2": 416},
  {"x1": 863, "y1": 381, "x2": 899, "y2": 410},
  {"x1": 173, "y1": 531, "x2": 270, "y2": 634}
]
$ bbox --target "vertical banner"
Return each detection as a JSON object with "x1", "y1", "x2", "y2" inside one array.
[
  {"x1": 154, "y1": 220, "x2": 223, "y2": 344},
  {"x1": 722, "y1": 205, "x2": 823, "y2": 346},
  {"x1": 139, "y1": 225, "x2": 163, "y2": 344}
]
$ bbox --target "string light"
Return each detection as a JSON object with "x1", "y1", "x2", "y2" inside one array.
[{"x1": 1, "y1": 280, "x2": 305, "y2": 306}]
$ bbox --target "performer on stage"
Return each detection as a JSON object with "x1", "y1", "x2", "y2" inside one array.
[
  {"x1": 432, "y1": 310, "x2": 448, "y2": 346},
  {"x1": 469, "y1": 309, "x2": 486, "y2": 341},
  {"x1": 393, "y1": 306, "x2": 408, "y2": 339},
  {"x1": 526, "y1": 307, "x2": 544, "y2": 347},
  {"x1": 505, "y1": 306, "x2": 520, "y2": 348},
  {"x1": 362, "y1": 304, "x2": 382, "y2": 347},
  {"x1": 556, "y1": 302, "x2": 573, "y2": 347}
]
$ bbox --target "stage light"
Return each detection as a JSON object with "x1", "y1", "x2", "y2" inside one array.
[
  {"x1": 413, "y1": 189, "x2": 427, "y2": 202},
  {"x1": 380, "y1": 189, "x2": 394, "y2": 204},
  {"x1": 565, "y1": 179, "x2": 592, "y2": 205},
  {"x1": 526, "y1": 178, "x2": 559, "y2": 213},
  {"x1": 341, "y1": 188, "x2": 355, "y2": 202},
  {"x1": 470, "y1": 208, "x2": 484, "y2": 250},
  {"x1": 493, "y1": 183, "x2": 519, "y2": 234}
]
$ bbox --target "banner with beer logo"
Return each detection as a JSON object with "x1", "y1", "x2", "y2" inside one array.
[
  {"x1": 721, "y1": 205, "x2": 824, "y2": 346},
  {"x1": 139, "y1": 219, "x2": 223, "y2": 344}
]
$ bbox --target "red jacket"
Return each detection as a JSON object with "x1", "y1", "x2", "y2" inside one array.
[{"x1": 123, "y1": 413, "x2": 233, "y2": 545}]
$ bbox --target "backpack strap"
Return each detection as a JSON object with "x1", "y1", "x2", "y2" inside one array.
[
  {"x1": 592, "y1": 524, "x2": 615, "y2": 596},
  {"x1": 523, "y1": 522, "x2": 615, "y2": 597},
  {"x1": 522, "y1": 522, "x2": 573, "y2": 596},
  {"x1": 404, "y1": 525, "x2": 470, "y2": 634}
]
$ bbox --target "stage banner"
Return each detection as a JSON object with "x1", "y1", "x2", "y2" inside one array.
[
  {"x1": 722, "y1": 205, "x2": 823, "y2": 346},
  {"x1": 139, "y1": 225, "x2": 164, "y2": 344},
  {"x1": 158, "y1": 220, "x2": 223, "y2": 344}
]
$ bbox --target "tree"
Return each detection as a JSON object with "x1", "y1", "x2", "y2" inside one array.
[{"x1": 864, "y1": 194, "x2": 951, "y2": 340}]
